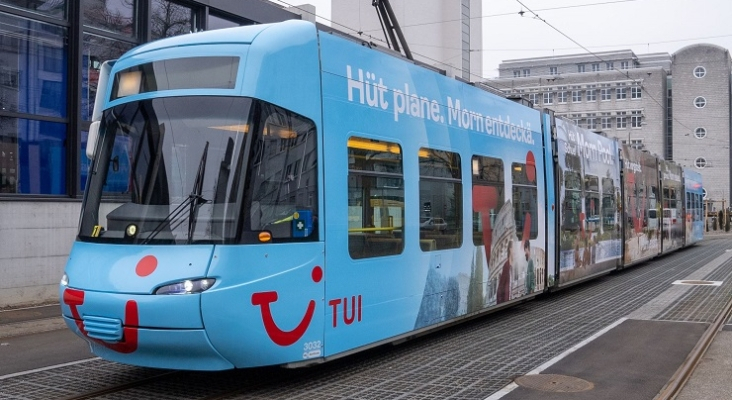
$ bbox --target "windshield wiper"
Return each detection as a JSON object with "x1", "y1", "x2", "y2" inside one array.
[
  {"x1": 187, "y1": 141, "x2": 209, "y2": 244},
  {"x1": 141, "y1": 142, "x2": 210, "y2": 244}
]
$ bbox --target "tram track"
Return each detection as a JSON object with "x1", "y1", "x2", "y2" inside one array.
[
  {"x1": 4, "y1": 240, "x2": 732, "y2": 399},
  {"x1": 655, "y1": 286, "x2": 732, "y2": 400},
  {"x1": 56, "y1": 370, "x2": 182, "y2": 400}
]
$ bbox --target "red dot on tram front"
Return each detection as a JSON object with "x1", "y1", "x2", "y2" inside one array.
[
  {"x1": 312, "y1": 266, "x2": 323, "y2": 283},
  {"x1": 136, "y1": 255, "x2": 158, "y2": 277}
]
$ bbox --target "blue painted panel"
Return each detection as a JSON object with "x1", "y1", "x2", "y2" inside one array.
[
  {"x1": 541, "y1": 112, "x2": 558, "y2": 287},
  {"x1": 202, "y1": 242, "x2": 325, "y2": 368},
  {"x1": 63, "y1": 317, "x2": 234, "y2": 370},
  {"x1": 64, "y1": 242, "x2": 214, "y2": 293},
  {"x1": 317, "y1": 32, "x2": 547, "y2": 357}
]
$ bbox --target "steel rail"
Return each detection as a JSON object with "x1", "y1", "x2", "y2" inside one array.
[
  {"x1": 56, "y1": 370, "x2": 181, "y2": 400},
  {"x1": 655, "y1": 288, "x2": 732, "y2": 400}
]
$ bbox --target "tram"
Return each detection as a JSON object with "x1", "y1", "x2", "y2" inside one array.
[{"x1": 60, "y1": 20, "x2": 702, "y2": 370}]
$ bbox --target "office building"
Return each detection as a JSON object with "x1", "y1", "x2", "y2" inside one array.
[{"x1": 487, "y1": 45, "x2": 732, "y2": 206}]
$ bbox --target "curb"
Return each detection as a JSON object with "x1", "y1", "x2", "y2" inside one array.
[{"x1": 0, "y1": 318, "x2": 66, "y2": 340}]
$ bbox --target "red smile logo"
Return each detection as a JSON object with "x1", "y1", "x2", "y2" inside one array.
[
  {"x1": 251, "y1": 266, "x2": 322, "y2": 346},
  {"x1": 63, "y1": 288, "x2": 139, "y2": 353}
]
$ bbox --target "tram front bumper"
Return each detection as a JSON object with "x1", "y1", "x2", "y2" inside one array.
[{"x1": 63, "y1": 316, "x2": 234, "y2": 370}]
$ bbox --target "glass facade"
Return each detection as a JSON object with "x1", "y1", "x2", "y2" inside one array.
[{"x1": 0, "y1": 0, "x2": 288, "y2": 198}]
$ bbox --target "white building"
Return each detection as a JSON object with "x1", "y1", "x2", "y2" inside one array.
[
  {"x1": 486, "y1": 45, "x2": 732, "y2": 205},
  {"x1": 332, "y1": 0, "x2": 482, "y2": 81}
]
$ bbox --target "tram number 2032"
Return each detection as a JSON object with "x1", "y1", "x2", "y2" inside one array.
[{"x1": 303, "y1": 340, "x2": 322, "y2": 359}]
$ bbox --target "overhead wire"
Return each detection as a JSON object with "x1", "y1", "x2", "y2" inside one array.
[
  {"x1": 512, "y1": 0, "x2": 699, "y2": 134},
  {"x1": 268, "y1": 0, "x2": 723, "y2": 141}
]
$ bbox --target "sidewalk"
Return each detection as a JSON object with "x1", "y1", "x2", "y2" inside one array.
[
  {"x1": 0, "y1": 303, "x2": 65, "y2": 339},
  {"x1": 675, "y1": 326, "x2": 732, "y2": 400}
]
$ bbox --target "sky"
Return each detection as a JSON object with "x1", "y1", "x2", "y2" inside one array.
[{"x1": 271, "y1": 0, "x2": 732, "y2": 79}]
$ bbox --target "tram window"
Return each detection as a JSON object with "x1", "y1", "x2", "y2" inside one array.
[
  {"x1": 512, "y1": 162, "x2": 538, "y2": 240},
  {"x1": 602, "y1": 178, "x2": 617, "y2": 229},
  {"x1": 419, "y1": 148, "x2": 462, "y2": 251},
  {"x1": 563, "y1": 171, "x2": 582, "y2": 231},
  {"x1": 584, "y1": 175, "x2": 600, "y2": 233},
  {"x1": 248, "y1": 103, "x2": 318, "y2": 241},
  {"x1": 471, "y1": 156, "x2": 504, "y2": 246},
  {"x1": 347, "y1": 137, "x2": 404, "y2": 259}
]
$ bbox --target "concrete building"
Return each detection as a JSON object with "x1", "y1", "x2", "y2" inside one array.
[
  {"x1": 487, "y1": 46, "x2": 732, "y2": 206},
  {"x1": 670, "y1": 45, "x2": 732, "y2": 207},
  {"x1": 0, "y1": 0, "x2": 305, "y2": 308},
  {"x1": 332, "y1": 0, "x2": 482, "y2": 81}
]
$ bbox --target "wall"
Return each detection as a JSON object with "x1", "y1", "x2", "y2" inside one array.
[
  {"x1": 0, "y1": 202, "x2": 79, "y2": 308},
  {"x1": 672, "y1": 44, "x2": 732, "y2": 203}
]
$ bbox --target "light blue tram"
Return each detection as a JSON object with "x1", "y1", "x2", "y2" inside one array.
[{"x1": 59, "y1": 20, "x2": 699, "y2": 371}]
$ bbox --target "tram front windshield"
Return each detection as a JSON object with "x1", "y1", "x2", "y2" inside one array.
[{"x1": 79, "y1": 96, "x2": 318, "y2": 245}]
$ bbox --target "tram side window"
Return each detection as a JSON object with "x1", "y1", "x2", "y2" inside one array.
[
  {"x1": 347, "y1": 137, "x2": 404, "y2": 259},
  {"x1": 563, "y1": 171, "x2": 582, "y2": 231},
  {"x1": 512, "y1": 162, "x2": 538, "y2": 240},
  {"x1": 472, "y1": 156, "x2": 504, "y2": 246},
  {"x1": 248, "y1": 103, "x2": 319, "y2": 241},
  {"x1": 696, "y1": 193, "x2": 702, "y2": 221},
  {"x1": 601, "y1": 178, "x2": 617, "y2": 229},
  {"x1": 419, "y1": 148, "x2": 462, "y2": 251},
  {"x1": 584, "y1": 175, "x2": 600, "y2": 232}
]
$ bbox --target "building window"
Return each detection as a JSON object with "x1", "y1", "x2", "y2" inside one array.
[
  {"x1": 543, "y1": 91, "x2": 553, "y2": 105},
  {"x1": 151, "y1": 0, "x2": 195, "y2": 41},
  {"x1": 695, "y1": 157, "x2": 707, "y2": 169},
  {"x1": 693, "y1": 66, "x2": 706, "y2": 78},
  {"x1": 616, "y1": 112, "x2": 627, "y2": 129},
  {"x1": 82, "y1": 34, "x2": 135, "y2": 121},
  {"x1": 571, "y1": 114, "x2": 581, "y2": 125},
  {"x1": 550, "y1": 66, "x2": 558, "y2": 75},
  {"x1": 631, "y1": 85, "x2": 642, "y2": 99},
  {"x1": 694, "y1": 96, "x2": 706, "y2": 108},
  {"x1": 694, "y1": 127, "x2": 707, "y2": 139},
  {"x1": 528, "y1": 93, "x2": 539, "y2": 104},
  {"x1": 587, "y1": 113, "x2": 597, "y2": 130},
  {"x1": 601, "y1": 113, "x2": 612, "y2": 129},
  {"x1": 514, "y1": 70, "x2": 521, "y2": 78},
  {"x1": 606, "y1": 62, "x2": 614, "y2": 70},
  {"x1": 4, "y1": 0, "x2": 66, "y2": 18},
  {"x1": 0, "y1": 13, "x2": 69, "y2": 195},
  {"x1": 592, "y1": 63, "x2": 600, "y2": 72},
  {"x1": 208, "y1": 13, "x2": 250, "y2": 30},
  {"x1": 631, "y1": 111, "x2": 642, "y2": 128},
  {"x1": 620, "y1": 61, "x2": 629, "y2": 69},
  {"x1": 586, "y1": 85, "x2": 596, "y2": 101},
  {"x1": 572, "y1": 86, "x2": 582, "y2": 102},
  {"x1": 600, "y1": 84, "x2": 612, "y2": 101},
  {"x1": 523, "y1": 69, "x2": 530, "y2": 77},
  {"x1": 420, "y1": 149, "x2": 462, "y2": 251},
  {"x1": 628, "y1": 139, "x2": 643, "y2": 149},
  {"x1": 616, "y1": 84, "x2": 627, "y2": 100},
  {"x1": 557, "y1": 87, "x2": 567, "y2": 103},
  {"x1": 83, "y1": 0, "x2": 136, "y2": 37},
  {"x1": 578, "y1": 64, "x2": 585, "y2": 73}
]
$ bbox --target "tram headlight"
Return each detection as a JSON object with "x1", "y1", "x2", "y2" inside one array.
[
  {"x1": 60, "y1": 273, "x2": 69, "y2": 287},
  {"x1": 154, "y1": 278, "x2": 216, "y2": 295}
]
